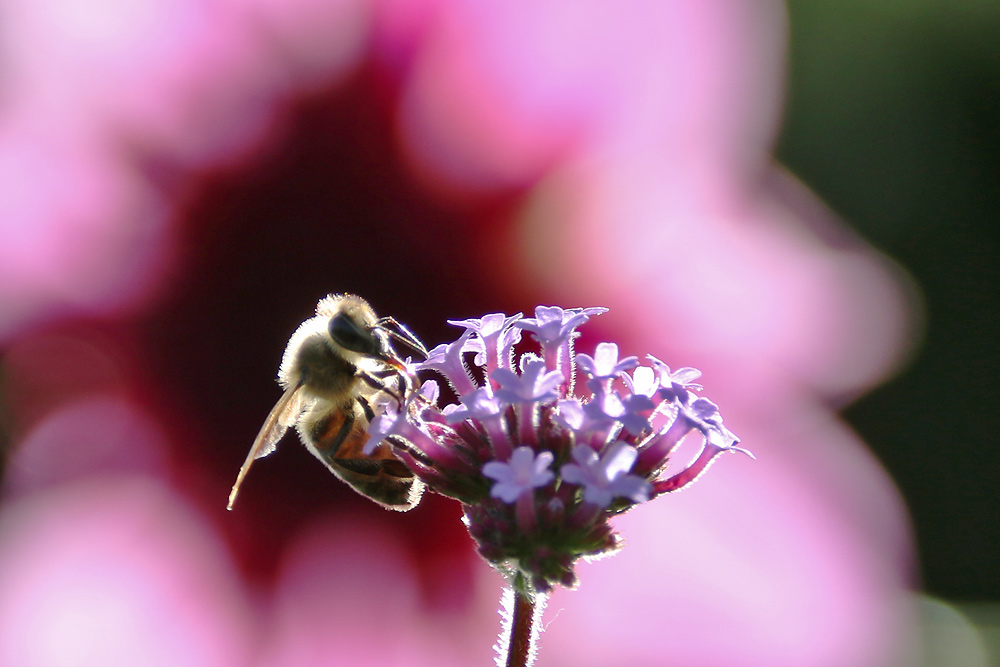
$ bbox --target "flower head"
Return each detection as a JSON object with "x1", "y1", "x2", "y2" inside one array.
[{"x1": 364, "y1": 304, "x2": 748, "y2": 594}]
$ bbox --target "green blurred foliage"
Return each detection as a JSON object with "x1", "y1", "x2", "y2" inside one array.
[{"x1": 778, "y1": 1, "x2": 1000, "y2": 599}]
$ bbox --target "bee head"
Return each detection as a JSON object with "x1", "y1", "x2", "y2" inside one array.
[
  {"x1": 323, "y1": 295, "x2": 404, "y2": 371},
  {"x1": 328, "y1": 309, "x2": 383, "y2": 357}
]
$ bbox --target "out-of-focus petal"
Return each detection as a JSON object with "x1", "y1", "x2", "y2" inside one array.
[
  {"x1": 237, "y1": 0, "x2": 372, "y2": 89},
  {"x1": 516, "y1": 156, "x2": 918, "y2": 398},
  {"x1": 259, "y1": 515, "x2": 496, "y2": 667},
  {"x1": 0, "y1": 132, "x2": 169, "y2": 338},
  {"x1": 0, "y1": 478, "x2": 254, "y2": 667},
  {"x1": 0, "y1": 0, "x2": 374, "y2": 338},
  {"x1": 544, "y1": 403, "x2": 915, "y2": 666},
  {"x1": 2, "y1": 396, "x2": 171, "y2": 499},
  {"x1": 396, "y1": 0, "x2": 785, "y2": 191}
]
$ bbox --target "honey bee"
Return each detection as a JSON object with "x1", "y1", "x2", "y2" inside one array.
[{"x1": 227, "y1": 294, "x2": 428, "y2": 511}]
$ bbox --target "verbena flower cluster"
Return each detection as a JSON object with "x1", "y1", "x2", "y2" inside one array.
[{"x1": 366, "y1": 306, "x2": 750, "y2": 595}]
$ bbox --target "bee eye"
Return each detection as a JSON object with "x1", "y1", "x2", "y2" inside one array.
[{"x1": 329, "y1": 312, "x2": 380, "y2": 355}]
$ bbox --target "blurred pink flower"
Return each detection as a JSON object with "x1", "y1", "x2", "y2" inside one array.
[
  {"x1": 259, "y1": 515, "x2": 498, "y2": 667},
  {"x1": 0, "y1": 0, "x2": 370, "y2": 337},
  {"x1": 0, "y1": 0, "x2": 921, "y2": 666},
  {"x1": 0, "y1": 477, "x2": 254, "y2": 667}
]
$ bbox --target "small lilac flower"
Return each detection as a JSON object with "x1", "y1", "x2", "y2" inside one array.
[
  {"x1": 445, "y1": 387, "x2": 504, "y2": 424},
  {"x1": 417, "y1": 379, "x2": 440, "y2": 404},
  {"x1": 444, "y1": 386, "x2": 516, "y2": 461},
  {"x1": 686, "y1": 397, "x2": 750, "y2": 456},
  {"x1": 550, "y1": 398, "x2": 616, "y2": 451},
  {"x1": 449, "y1": 312, "x2": 522, "y2": 343},
  {"x1": 411, "y1": 380, "x2": 448, "y2": 426},
  {"x1": 483, "y1": 446, "x2": 555, "y2": 503},
  {"x1": 690, "y1": 396, "x2": 720, "y2": 421},
  {"x1": 647, "y1": 355, "x2": 703, "y2": 388},
  {"x1": 680, "y1": 396, "x2": 743, "y2": 453},
  {"x1": 514, "y1": 306, "x2": 607, "y2": 391},
  {"x1": 363, "y1": 390, "x2": 450, "y2": 464},
  {"x1": 648, "y1": 355, "x2": 703, "y2": 403},
  {"x1": 493, "y1": 357, "x2": 563, "y2": 405},
  {"x1": 582, "y1": 383, "x2": 655, "y2": 436},
  {"x1": 514, "y1": 306, "x2": 606, "y2": 347},
  {"x1": 441, "y1": 403, "x2": 465, "y2": 420},
  {"x1": 706, "y1": 421, "x2": 746, "y2": 454},
  {"x1": 622, "y1": 366, "x2": 659, "y2": 398},
  {"x1": 449, "y1": 312, "x2": 523, "y2": 371},
  {"x1": 553, "y1": 398, "x2": 609, "y2": 433},
  {"x1": 418, "y1": 330, "x2": 477, "y2": 395},
  {"x1": 363, "y1": 400, "x2": 407, "y2": 456},
  {"x1": 575, "y1": 343, "x2": 639, "y2": 382},
  {"x1": 560, "y1": 442, "x2": 651, "y2": 508},
  {"x1": 551, "y1": 398, "x2": 586, "y2": 431}
]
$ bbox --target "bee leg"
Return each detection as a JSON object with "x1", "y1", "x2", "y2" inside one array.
[
  {"x1": 357, "y1": 395, "x2": 376, "y2": 422},
  {"x1": 358, "y1": 369, "x2": 407, "y2": 404},
  {"x1": 355, "y1": 395, "x2": 435, "y2": 468},
  {"x1": 387, "y1": 436, "x2": 436, "y2": 467}
]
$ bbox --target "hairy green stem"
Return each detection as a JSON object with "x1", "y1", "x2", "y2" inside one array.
[{"x1": 498, "y1": 585, "x2": 544, "y2": 667}]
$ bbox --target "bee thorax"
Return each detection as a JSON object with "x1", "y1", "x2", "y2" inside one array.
[{"x1": 294, "y1": 336, "x2": 359, "y2": 400}]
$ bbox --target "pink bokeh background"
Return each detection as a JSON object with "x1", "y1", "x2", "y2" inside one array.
[{"x1": 0, "y1": 1, "x2": 923, "y2": 665}]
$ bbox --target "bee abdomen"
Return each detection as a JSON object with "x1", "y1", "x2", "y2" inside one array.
[
  {"x1": 305, "y1": 403, "x2": 421, "y2": 509},
  {"x1": 334, "y1": 458, "x2": 413, "y2": 480}
]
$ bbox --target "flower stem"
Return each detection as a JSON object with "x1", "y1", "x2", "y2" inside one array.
[{"x1": 499, "y1": 585, "x2": 543, "y2": 667}]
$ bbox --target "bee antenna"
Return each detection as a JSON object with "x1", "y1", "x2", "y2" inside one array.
[{"x1": 377, "y1": 317, "x2": 429, "y2": 359}]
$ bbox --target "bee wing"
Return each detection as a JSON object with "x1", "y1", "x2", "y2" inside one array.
[
  {"x1": 258, "y1": 383, "x2": 308, "y2": 459},
  {"x1": 227, "y1": 382, "x2": 306, "y2": 510}
]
